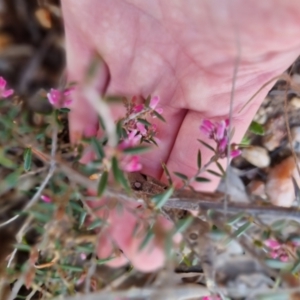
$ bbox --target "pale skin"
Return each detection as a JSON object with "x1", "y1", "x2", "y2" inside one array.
[{"x1": 61, "y1": 0, "x2": 300, "y2": 271}]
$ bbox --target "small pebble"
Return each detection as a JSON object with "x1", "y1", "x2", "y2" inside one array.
[
  {"x1": 290, "y1": 96, "x2": 300, "y2": 109},
  {"x1": 266, "y1": 156, "x2": 299, "y2": 207},
  {"x1": 241, "y1": 146, "x2": 270, "y2": 168},
  {"x1": 247, "y1": 180, "x2": 266, "y2": 198}
]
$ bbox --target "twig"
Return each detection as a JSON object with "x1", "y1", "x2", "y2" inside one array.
[
  {"x1": 83, "y1": 86, "x2": 118, "y2": 147},
  {"x1": 56, "y1": 285, "x2": 210, "y2": 300}
]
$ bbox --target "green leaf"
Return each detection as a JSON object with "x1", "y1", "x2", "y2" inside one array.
[
  {"x1": 116, "y1": 120, "x2": 124, "y2": 139},
  {"x1": 97, "y1": 171, "x2": 108, "y2": 196},
  {"x1": 197, "y1": 139, "x2": 215, "y2": 153},
  {"x1": 195, "y1": 177, "x2": 211, "y2": 183},
  {"x1": 241, "y1": 136, "x2": 251, "y2": 145},
  {"x1": 79, "y1": 211, "x2": 87, "y2": 228},
  {"x1": 173, "y1": 172, "x2": 188, "y2": 181},
  {"x1": 111, "y1": 156, "x2": 129, "y2": 191},
  {"x1": 174, "y1": 217, "x2": 194, "y2": 234},
  {"x1": 96, "y1": 257, "x2": 115, "y2": 265},
  {"x1": 145, "y1": 95, "x2": 151, "y2": 107},
  {"x1": 215, "y1": 161, "x2": 225, "y2": 176},
  {"x1": 13, "y1": 243, "x2": 31, "y2": 252},
  {"x1": 139, "y1": 229, "x2": 154, "y2": 251},
  {"x1": 233, "y1": 221, "x2": 252, "y2": 238},
  {"x1": 59, "y1": 107, "x2": 71, "y2": 113},
  {"x1": 123, "y1": 146, "x2": 150, "y2": 155},
  {"x1": 207, "y1": 169, "x2": 223, "y2": 177},
  {"x1": 264, "y1": 259, "x2": 293, "y2": 270},
  {"x1": 152, "y1": 110, "x2": 166, "y2": 122},
  {"x1": 137, "y1": 118, "x2": 151, "y2": 126},
  {"x1": 23, "y1": 147, "x2": 32, "y2": 172},
  {"x1": 152, "y1": 186, "x2": 174, "y2": 209},
  {"x1": 227, "y1": 213, "x2": 246, "y2": 225},
  {"x1": 0, "y1": 149, "x2": 16, "y2": 169},
  {"x1": 87, "y1": 219, "x2": 104, "y2": 230},
  {"x1": 91, "y1": 137, "x2": 105, "y2": 160},
  {"x1": 197, "y1": 150, "x2": 201, "y2": 169},
  {"x1": 249, "y1": 121, "x2": 265, "y2": 136},
  {"x1": 59, "y1": 264, "x2": 83, "y2": 272}
]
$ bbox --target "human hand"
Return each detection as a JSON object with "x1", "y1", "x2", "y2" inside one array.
[{"x1": 61, "y1": 0, "x2": 300, "y2": 271}]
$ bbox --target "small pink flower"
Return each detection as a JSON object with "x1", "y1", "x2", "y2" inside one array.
[
  {"x1": 47, "y1": 87, "x2": 74, "y2": 108},
  {"x1": 133, "y1": 104, "x2": 144, "y2": 113},
  {"x1": 216, "y1": 120, "x2": 226, "y2": 140},
  {"x1": 137, "y1": 122, "x2": 147, "y2": 135},
  {"x1": 0, "y1": 77, "x2": 14, "y2": 98},
  {"x1": 121, "y1": 155, "x2": 142, "y2": 172},
  {"x1": 218, "y1": 137, "x2": 228, "y2": 153},
  {"x1": 149, "y1": 96, "x2": 159, "y2": 109},
  {"x1": 230, "y1": 149, "x2": 242, "y2": 158},
  {"x1": 80, "y1": 253, "x2": 87, "y2": 260},
  {"x1": 264, "y1": 239, "x2": 296, "y2": 262},
  {"x1": 41, "y1": 195, "x2": 52, "y2": 203},
  {"x1": 200, "y1": 120, "x2": 214, "y2": 138},
  {"x1": 149, "y1": 96, "x2": 163, "y2": 116},
  {"x1": 119, "y1": 130, "x2": 141, "y2": 150},
  {"x1": 264, "y1": 239, "x2": 281, "y2": 250},
  {"x1": 200, "y1": 119, "x2": 241, "y2": 159}
]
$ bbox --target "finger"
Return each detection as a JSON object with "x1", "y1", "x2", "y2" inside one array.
[{"x1": 164, "y1": 54, "x2": 299, "y2": 191}]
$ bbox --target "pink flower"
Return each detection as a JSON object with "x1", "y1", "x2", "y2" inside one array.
[
  {"x1": 264, "y1": 239, "x2": 297, "y2": 262},
  {"x1": 230, "y1": 149, "x2": 242, "y2": 158},
  {"x1": 0, "y1": 77, "x2": 14, "y2": 98},
  {"x1": 200, "y1": 120, "x2": 214, "y2": 138},
  {"x1": 200, "y1": 119, "x2": 241, "y2": 159},
  {"x1": 41, "y1": 195, "x2": 52, "y2": 203},
  {"x1": 47, "y1": 87, "x2": 74, "y2": 108},
  {"x1": 137, "y1": 122, "x2": 147, "y2": 135},
  {"x1": 150, "y1": 96, "x2": 163, "y2": 116},
  {"x1": 218, "y1": 137, "x2": 228, "y2": 153},
  {"x1": 133, "y1": 104, "x2": 144, "y2": 113},
  {"x1": 216, "y1": 120, "x2": 227, "y2": 140},
  {"x1": 119, "y1": 130, "x2": 141, "y2": 150},
  {"x1": 149, "y1": 96, "x2": 159, "y2": 109},
  {"x1": 120, "y1": 155, "x2": 142, "y2": 172}
]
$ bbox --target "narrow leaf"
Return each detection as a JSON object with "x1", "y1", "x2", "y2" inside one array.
[
  {"x1": 97, "y1": 171, "x2": 108, "y2": 196},
  {"x1": 215, "y1": 161, "x2": 225, "y2": 176},
  {"x1": 264, "y1": 259, "x2": 293, "y2": 270},
  {"x1": 23, "y1": 147, "x2": 32, "y2": 171},
  {"x1": 207, "y1": 169, "x2": 223, "y2": 177},
  {"x1": 59, "y1": 265, "x2": 83, "y2": 272},
  {"x1": 59, "y1": 108, "x2": 71, "y2": 113},
  {"x1": 173, "y1": 172, "x2": 188, "y2": 181},
  {"x1": 197, "y1": 149, "x2": 201, "y2": 169},
  {"x1": 249, "y1": 121, "x2": 265, "y2": 136},
  {"x1": 97, "y1": 257, "x2": 115, "y2": 265},
  {"x1": 152, "y1": 110, "x2": 166, "y2": 122},
  {"x1": 137, "y1": 118, "x2": 151, "y2": 126},
  {"x1": 152, "y1": 186, "x2": 174, "y2": 209},
  {"x1": 145, "y1": 95, "x2": 151, "y2": 107},
  {"x1": 195, "y1": 177, "x2": 211, "y2": 183},
  {"x1": 233, "y1": 221, "x2": 252, "y2": 238},
  {"x1": 123, "y1": 146, "x2": 150, "y2": 155},
  {"x1": 174, "y1": 217, "x2": 194, "y2": 234},
  {"x1": 91, "y1": 137, "x2": 105, "y2": 160},
  {"x1": 139, "y1": 229, "x2": 154, "y2": 251},
  {"x1": 197, "y1": 139, "x2": 215, "y2": 152},
  {"x1": 87, "y1": 219, "x2": 103, "y2": 230},
  {"x1": 112, "y1": 156, "x2": 129, "y2": 191}
]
